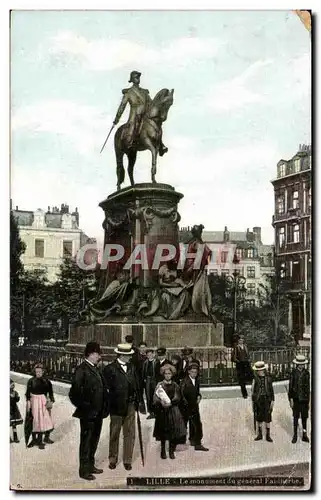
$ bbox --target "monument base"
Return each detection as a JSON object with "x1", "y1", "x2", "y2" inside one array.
[{"x1": 67, "y1": 321, "x2": 224, "y2": 352}]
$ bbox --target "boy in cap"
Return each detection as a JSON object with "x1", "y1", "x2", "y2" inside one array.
[
  {"x1": 251, "y1": 361, "x2": 274, "y2": 442},
  {"x1": 288, "y1": 354, "x2": 310, "y2": 443},
  {"x1": 69, "y1": 342, "x2": 109, "y2": 481},
  {"x1": 103, "y1": 343, "x2": 144, "y2": 471}
]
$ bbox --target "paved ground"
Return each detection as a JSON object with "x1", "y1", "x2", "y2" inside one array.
[{"x1": 10, "y1": 383, "x2": 311, "y2": 491}]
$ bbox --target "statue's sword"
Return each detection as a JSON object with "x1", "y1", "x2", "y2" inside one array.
[{"x1": 100, "y1": 124, "x2": 115, "y2": 154}]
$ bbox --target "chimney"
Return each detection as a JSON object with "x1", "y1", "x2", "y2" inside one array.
[
  {"x1": 253, "y1": 226, "x2": 262, "y2": 243},
  {"x1": 47, "y1": 206, "x2": 50, "y2": 213},
  {"x1": 223, "y1": 226, "x2": 229, "y2": 242},
  {"x1": 16, "y1": 206, "x2": 18, "y2": 211}
]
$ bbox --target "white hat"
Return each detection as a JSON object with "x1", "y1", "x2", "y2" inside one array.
[
  {"x1": 114, "y1": 343, "x2": 134, "y2": 355},
  {"x1": 253, "y1": 361, "x2": 268, "y2": 371},
  {"x1": 293, "y1": 354, "x2": 308, "y2": 365}
]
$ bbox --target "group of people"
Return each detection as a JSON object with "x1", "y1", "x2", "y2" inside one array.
[
  {"x1": 231, "y1": 336, "x2": 310, "y2": 445},
  {"x1": 10, "y1": 364, "x2": 55, "y2": 448},
  {"x1": 68, "y1": 336, "x2": 208, "y2": 481},
  {"x1": 10, "y1": 334, "x2": 311, "y2": 482}
]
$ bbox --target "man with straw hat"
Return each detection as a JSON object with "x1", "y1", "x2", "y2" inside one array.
[
  {"x1": 251, "y1": 361, "x2": 275, "y2": 442},
  {"x1": 103, "y1": 343, "x2": 144, "y2": 471},
  {"x1": 288, "y1": 354, "x2": 310, "y2": 443}
]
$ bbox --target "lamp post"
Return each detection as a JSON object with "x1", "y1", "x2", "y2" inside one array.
[{"x1": 226, "y1": 269, "x2": 246, "y2": 337}]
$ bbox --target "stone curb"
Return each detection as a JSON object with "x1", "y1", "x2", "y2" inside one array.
[{"x1": 10, "y1": 371, "x2": 289, "y2": 399}]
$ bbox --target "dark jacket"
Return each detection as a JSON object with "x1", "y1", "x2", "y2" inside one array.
[
  {"x1": 252, "y1": 374, "x2": 274, "y2": 403},
  {"x1": 103, "y1": 360, "x2": 143, "y2": 417},
  {"x1": 231, "y1": 345, "x2": 250, "y2": 363},
  {"x1": 179, "y1": 357, "x2": 201, "y2": 381},
  {"x1": 180, "y1": 376, "x2": 202, "y2": 415},
  {"x1": 155, "y1": 358, "x2": 172, "y2": 383},
  {"x1": 288, "y1": 368, "x2": 310, "y2": 402},
  {"x1": 142, "y1": 358, "x2": 157, "y2": 382},
  {"x1": 26, "y1": 377, "x2": 55, "y2": 402},
  {"x1": 69, "y1": 360, "x2": 109, "y2": 420}
]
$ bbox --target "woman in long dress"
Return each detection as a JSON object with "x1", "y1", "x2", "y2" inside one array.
[
  {"x1": 153, "y1": 364, "x2": 186, "y2": 459},
  {"x1": 26, "y1": 364, "x2": 55, "y2": 449}
]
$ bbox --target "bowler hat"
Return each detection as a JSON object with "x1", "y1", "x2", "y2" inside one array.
[
  {"x1": 157, "y1": 347, "x2": 166, "y2": 356},
  {"x1": 84, "y1": 341, "x2": 101, "y2": 357},
  {"x1": 128, "y1": 70, "x2": 141, "y2": 83},
  {"x1": 293, "y1": 354, "x2": 308, "y2": 365},
  {"x1": 114, "y1": 343, "x2": 134, "y2": 356}
]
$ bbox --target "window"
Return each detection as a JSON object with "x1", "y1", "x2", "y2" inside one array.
[
  {"x1": 63, "y1": 240, "x2": 73, "y2": 258},
  {"x1": 280, "y1": 262, "x2": 286, "y2": 279},
  {"x1": 247, "y1": 248, "x2": 254, "y2": 259},
  {"x1": 209, "y1": 269, "x2": 218, "y2": 276},
  {"x1": 235, "y1": 248, "x2": 243, "y2": 261},
  {"x1": 247, "y1": 283, "x2": 256, "y2": 296},
  {"x1": 292, "y1": 190, "x2": 299, "y2": 209},
  {"x1": 278, "y1": 163, "x2": 286, "y2": 177},
  {"x1": 245, "y1": 299, "x2": 256, "y2": 308},
  {"x1": 247, "y1": 266, "x2": 255, "y2": 278},
  {"x1": 35, "y1": 239, "x2": 44, "y2": 258},
  {"x1": 294, "y1": 158, "x2": 301, "y2": 173},
  {"x1": 277, "y1": 196, "x2": 285, "y2": 214},
  {"x1": 288, "y1": 224, "x2": 300, "y2": 243},
  {"x1": 221, "y1": 269, "x2": 229, "y2": 277},
  {"x1": 221, "y1": 251, "x2": 228, "y2": 264},
  {"x1": 279, "y1": 227, "x2": 285, "y2": 247}
]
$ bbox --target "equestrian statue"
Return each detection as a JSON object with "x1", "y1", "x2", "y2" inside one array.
[{"x1": 100, "y1": 70, "x2": 174, "y2": 190}]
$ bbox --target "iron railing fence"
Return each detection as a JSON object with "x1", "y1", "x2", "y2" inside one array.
[{"x1": 10, "y1": 345, "x2": 310, "y2": 387}]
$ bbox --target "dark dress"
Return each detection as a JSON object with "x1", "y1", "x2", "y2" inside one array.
[
  {"x1": 153, "y1": 381, "x2": 186, "y2": 443},
  {"x1": 10, "y1": 390, "x2": 23, "y2": 426}
]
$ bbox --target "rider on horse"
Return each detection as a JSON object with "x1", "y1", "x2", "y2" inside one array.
[{"x1": 113, "y1": 70, "x2": 168, "y2": 156}]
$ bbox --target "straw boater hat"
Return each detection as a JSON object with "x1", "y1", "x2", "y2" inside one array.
[
  {"x1": 253, "y1": 361, "x2": 268, "y2": 372},
  {"x1": 114, "y1": 343, "x2": 134, "y2": 356},
  {"x1": 293, "y1": 354, "x2": 308, "y2": 365}
]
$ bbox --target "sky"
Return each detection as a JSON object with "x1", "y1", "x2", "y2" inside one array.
[{"x1": 10, "y1": 10, "x2": 311, "y2": 246}]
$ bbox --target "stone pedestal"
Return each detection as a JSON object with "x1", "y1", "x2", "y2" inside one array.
[
  {"x1": 67, "y1": 320, "x2": 224, "y2": 352},
  {"x1": 98, "y1": 182, "x2": 183, "y2": 292}
]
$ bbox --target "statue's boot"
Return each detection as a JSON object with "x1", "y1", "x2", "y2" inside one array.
[{"x1": 159, "y1": 143, "x2": 168, "y2": 156}]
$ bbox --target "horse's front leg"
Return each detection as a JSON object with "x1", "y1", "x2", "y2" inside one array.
[{"x1": 151, "y1": 146, "x2": 158, "y2": 183}]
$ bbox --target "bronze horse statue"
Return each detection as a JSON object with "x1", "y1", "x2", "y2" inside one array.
[{"x1": 114, "y1": 88, "x2": 174, "y2": 190}]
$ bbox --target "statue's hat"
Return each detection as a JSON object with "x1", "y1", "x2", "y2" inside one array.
[{"x1": 129, "y1": 70, "x2": 141, "y2": 83}]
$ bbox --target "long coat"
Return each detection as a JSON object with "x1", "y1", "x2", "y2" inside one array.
[
  {"x1": 69, "y1": 361, "x2": 109, "y2": 420},
  {"x1": 153, "y1": 381, "x2": 186, "y2": 442},
  {"x1": 103, "y1": 360, "x2": 142, "y2": 417}
]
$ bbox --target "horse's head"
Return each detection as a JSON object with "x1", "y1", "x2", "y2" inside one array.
[{"x1": 149, "y1": 88, "x2": 174, "y2": 122}]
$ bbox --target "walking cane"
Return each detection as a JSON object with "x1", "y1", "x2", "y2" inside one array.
[
  {"x1": 252, "y1": 401, "x2": 256, "y2": 433},
  {"x1": 136, "y1": 410, "x2": 145, "y2": 466}
]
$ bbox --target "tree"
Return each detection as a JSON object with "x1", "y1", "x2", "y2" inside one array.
[
  {"x1": 10, "y1": 211, "x2": 26, "y2": 336},
  {"x1": 52, "y1": 257, "x2": 98, "y2": 330}
]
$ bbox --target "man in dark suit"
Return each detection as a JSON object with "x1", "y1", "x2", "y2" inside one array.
[
  {"x1": 231, "y1": 336, "x2": 253, "y2": 398},
  {"x1": 103, "y1": 343, "x2": 145, "y2": 471},
  {"x1": 69, "y1": 342, "x2": 109, "y2": 481},
  {"x1": 180, "y1": 363, "x2": 209, "y2": 451},
  {"x1": 288, "y1": 354, "x2": 310, "y2": 443},
  {"x1": 155, "y1": 347, "x2": 171, "y2": 383},
  {"x1": 142, "y1": 349, "x2": 157, "y2": 419},
  {"x1": 180, "y1": 347, "x2": 200, "y2": 381}
]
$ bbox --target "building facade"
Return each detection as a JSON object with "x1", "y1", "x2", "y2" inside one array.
[
  {"x1": 271, "y1": 144, "x2": 311, "y2": 340},
  {"x1": 12, "y1": 203, "x2": 96, "y2": 282},
  {"x1": 179, "y1": 225, "x2": 274, "y2": 307}
]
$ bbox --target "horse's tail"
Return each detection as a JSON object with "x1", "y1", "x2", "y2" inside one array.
[{"x1": 114, "y1": 127, "x2": 125, "y2": 185}]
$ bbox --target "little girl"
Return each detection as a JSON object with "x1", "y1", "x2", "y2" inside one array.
[{"x1": 10, "y1": 379, "x2": 23, "y2": 443}]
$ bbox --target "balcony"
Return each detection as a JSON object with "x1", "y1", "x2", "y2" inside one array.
[
  {"x1": 277, "y1": 241, "x2": 309, "y2": 255},
  {"x1": 280, "y1": 279, "x2": 306, "y2": 293}
]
